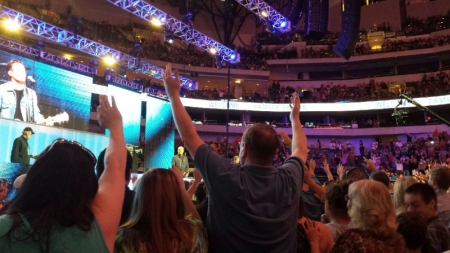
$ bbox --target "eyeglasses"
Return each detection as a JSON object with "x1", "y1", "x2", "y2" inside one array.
[{"x1": 48, "y1": 138, "x2": 97, "y2": 164}]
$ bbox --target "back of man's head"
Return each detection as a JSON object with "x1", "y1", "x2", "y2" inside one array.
[
  {"x1": 96, "y1": 148, "x2": 133, "y2": 182},
  {"x1": 396, "y1": 212, "x2": 428, "y2": 250},
  {"x1": 369, "y1": 171, "x2": 390, "y2": 188},
  {"x1": 242, "y1": 124, "x2": 279, "y2": 166},
  {"x1": 430, "y1": 166, "x2": 450, "y2": 190},
  {"x1": 344, "y1": 167, "x2": 368, "y2": 181},
  {"x1": 405, "y1": 183, "x2": 437, "y2": 210}
]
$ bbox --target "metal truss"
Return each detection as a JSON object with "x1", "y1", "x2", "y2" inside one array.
[
  {"x1": 0, "y1": 6, "x2": 194, "y2": 87},
  {"x1": 106, "y1": 0, "x2": 240, "y2": 63},
  {"x1": 0, "y1": 36, "x2": 97, "y2": 75},
  {"x1": 109, "y1": 75, "x2": 141, "y2": 90},
  {"x1": 234, "y1": 0, "x2": 291, "y2": 32}
]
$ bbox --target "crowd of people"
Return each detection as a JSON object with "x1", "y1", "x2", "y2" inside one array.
[
  {"x1": 179, "y1": 70, "x2": 450, "y2": 105},
  {"x1": 3, "y1": 1, "x2": 450, "y2": 73},
  {"x1": 1, "y1": 63, "x2": 450, "y2": 253}
]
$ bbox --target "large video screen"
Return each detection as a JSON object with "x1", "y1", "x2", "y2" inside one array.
[
  {"x1": 106, "y1": 85, "x2": 142, "y2": 145},
  {"x1": 0, "y1": 49, "x2": 93, "y2": 131},
  {"x1": 144, "y1": 96, "x2": 174, "y2": 169}
]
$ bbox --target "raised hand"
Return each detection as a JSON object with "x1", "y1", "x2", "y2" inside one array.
[
  {"x1": 337, "y1": 163, "x2": 344, "y2": 178},
  {"x1": 322, "y1": 160, "x2": 329, "y2": 172},
  {"x1": 309, "y1": 159, "x2": 317, "y2": 174},
  {"x1": 289, "y1": 92, "x2": 300, "y2": 122},
  {"x1": 97, "y1": 95, "x2": 122, "y2": 131},
  {"x1": 164, "y1": 63, "x2": 181, "y2": 98},
  {"x1": 278, "y1": 130, "x2": 292, "y2": 145},
  {"x1": 362, "y1": 157, "x2": 376, "y2": 171}
]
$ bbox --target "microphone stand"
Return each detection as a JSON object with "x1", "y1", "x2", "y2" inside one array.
[{"x1": 399, "y1": 93, "x2": 450, "y2": 128}]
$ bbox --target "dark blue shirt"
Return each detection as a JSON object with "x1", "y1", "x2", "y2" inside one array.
[{"x1": 194, "y1": 144, "x2": 304, "y2": 253}]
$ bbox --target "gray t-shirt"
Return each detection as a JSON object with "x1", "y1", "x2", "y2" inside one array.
[{"x1": 194, "y1": 144, "x2": 304, "y2": 253}]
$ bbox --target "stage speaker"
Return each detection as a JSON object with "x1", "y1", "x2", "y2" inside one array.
[
  {"x1": 333, "y1": 0, "x2": 361, "y2": 60},
  {"x1": 306, "y1": 0, "x2": 329, "y2": 39}
]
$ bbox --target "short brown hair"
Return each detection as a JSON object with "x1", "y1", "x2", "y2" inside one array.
[
  {"x1": 430, "y1": 166, "x2": 450, "y2": 190},
  {"x1": 242, "y1": 124, "x2": 279, "y2": 166},
  {"x1": 7, "y1": 59, "x2": 24, "y2": 72}
]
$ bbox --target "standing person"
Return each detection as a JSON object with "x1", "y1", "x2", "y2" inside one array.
[
  {"x1": 331, "y1": 180, "x2": 406, "y2": 253},
  {"x1": 164, "y1": 63, "x2": 307, "y2": 252},
  {"x1": 0, "y1": 95, "x2": 127, "y2": 253},
  {"x1": 359, "y1": 140, "x2": 365, "y2": 158},
  {"x1": 114, "y1": 168, "x2": 208, "y2": 253},
  {"x1": 173, "y1": 146, "x2": 189, "y2": 175},
  {"x1": 428, "y1": 166, "x2": 450, "y2": 228},
  {"x1": 0, "y1": 59, "x2": 44, "y2": 123},
  {"x1": 11, "y1": 127, "x2": 36, "y2": 165},
  {"x1": 405, "y1": 183, "x2": 450, "y2": 252}
]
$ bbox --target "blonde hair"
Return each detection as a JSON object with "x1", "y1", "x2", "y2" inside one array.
[
  {"x1": 348, "y1": 180, "x2": 397, "y2": 238},
  {"x1": 393, "y1": 176, "x2": 417, "y2": 215}
]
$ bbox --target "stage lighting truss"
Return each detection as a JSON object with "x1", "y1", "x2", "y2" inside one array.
[
  {"x1": 0, "y1": 6, "x2": 195, "y2": 88},
  {"x1": 105, "y1": 0, "x2": 240, "y2": 64},
  {"x1": 234, "y1": 0, "x2": 291, "y2": 33},
  {"x1": 109, "y1": 75, "x2": 142, "y2": 90},
  {"x1": 0, "y1": 36, "x2": 97, "y2": 75}
]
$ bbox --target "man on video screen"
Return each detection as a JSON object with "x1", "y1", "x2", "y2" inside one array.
[{"x1": 0, "y1": 59, "x2": 44, "y2": 123}]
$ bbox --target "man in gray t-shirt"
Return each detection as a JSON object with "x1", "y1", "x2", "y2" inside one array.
[{"x1": 163, "y1": 64, "x2": 307, "y2": 253}]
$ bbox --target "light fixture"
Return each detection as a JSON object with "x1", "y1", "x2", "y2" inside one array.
[
  {"x1": 280, "y1": 21, "x2": 287, "y2": 28},
  {"x1": 104, "y1": 56, "x2": 116, "y2": 65},
  {"x1": 209, "y1": 47, "x2": 217, "y2": 55},
  {"x1": 150, "y1": 17, "x2": 162, "y2": 26},
  {"x1": 260, "y1": 10, "x2": 268, "y2": 18},
  {"x1": 4, "y1": 18, "x2": 20, "y2": 30}
]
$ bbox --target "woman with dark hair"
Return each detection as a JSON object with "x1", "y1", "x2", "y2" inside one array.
[
  {"x1": 114, "y1": 167, "x2": 207, "y2": 253},
  {"x1": 0, "y1": 95, "x2": 127, "y2": 253}
]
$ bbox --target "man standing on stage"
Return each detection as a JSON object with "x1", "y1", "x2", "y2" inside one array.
[
  {"x1": 0, "y1": 59, "x2": 44, "y2": 123},
  {"x1": 11, "y1": 127, "x2": 35, "y2": 165},
  {"x1": 172, "y1": 146, "x2": 189, "y2": 174}
]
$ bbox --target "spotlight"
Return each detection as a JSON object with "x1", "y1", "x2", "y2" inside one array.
[
  {"x1": 104, "y1": 56, "x2": 116, "y2": 65},
  {"x1": 150, "y1": 17, "x2": 162, "y2": 26},
  {"x1": 280, "y1": 21, "x2": 287, "y2": 28},
  {"x1": 260, "y1": 10, "x2": 268, "y2": 18},
  {"x1": 4, "y1": 18, "x2": 19, "y2": 30},
  {"x1": 230, "y1": 54, "x2": 236, "y2": 60},
  {"x1": 209, "y1": 48, "x2": 217, "y2": 55}
]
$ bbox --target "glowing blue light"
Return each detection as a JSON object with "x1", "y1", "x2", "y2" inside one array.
[
  {"x1": 230, "y1": 54, "x2": 236, "y2": 60},
  {"x1": 280, "y1": 21, "x2": 287, "y2": 28}
]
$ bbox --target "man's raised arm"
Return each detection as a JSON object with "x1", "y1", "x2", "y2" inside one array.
[
  {"x1": 164, "y1": 64, "x2": 204, "y2": 159},
  {"x1": 289, "y1": 93, "x2": 307, "y2": 162}
]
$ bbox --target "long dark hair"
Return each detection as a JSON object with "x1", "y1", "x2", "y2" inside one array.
[
  {"x1": 120, "y1": 169, "x2": 194, "y2": 253},
  {"x1": 4, "y1": 141, "x2": 98, "y2": 251}
]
